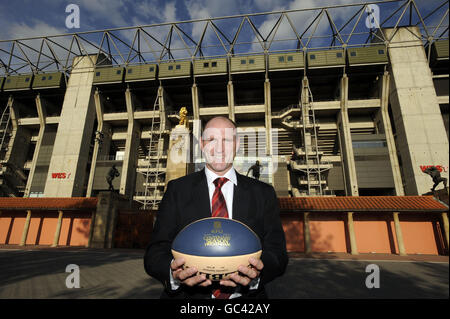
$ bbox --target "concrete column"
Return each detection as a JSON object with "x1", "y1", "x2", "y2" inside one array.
[
  {"x1": 264, "y1": 79, "x2": 273, "y2": 156},
  {"x1": 51, "y1": 210, "x2": 64, "y2": 247},
  {"x1": 303, "y1": 212, "x2": 311, "y2": 254},
  {"x1": 227, "y1": 81, "x2": 235, "y2": 122},
  {"x1": 25, "y1": 94, "x2": 47, "y2": 197},
  {"x1": 347, "y1": 212, "x2": 358, "y2": 255},
  {"x1": 120, "y1": 88, "x2": 140, "y2": 198},
  {"x1": 19, "y1": 210, "x2": 32, "y2": 246},
  {"x1": 192, "y1": 83, "x2": 200, "y2": 121},
  {"x1": 44, "y1": 55, "x2": 98, "y2": 197},
  {"x1": 6, "y1": 97, "x2": 31, "y2": 169},
  {"x1": 393, "y1": 211, "x2": 407, "y2": 256},
  {"x1": 338, "y1": 74, "x2": 359, "y2": 196},
  {"x1": 86, "y1": 89, "x2": 111, "y2": 197},
  {"x1": 377, "y1": 72, "x2": 405, "y2": 195},
  {"x1": 385, "y1": 26, "x2": 449, "y2": 195},
  {"x1": 442, "y1": 212, "x2": 449, "y2": 251}
]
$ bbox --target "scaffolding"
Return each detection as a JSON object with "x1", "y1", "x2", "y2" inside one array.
[
  {"x1": 135, "y1": 92, "x2": 167, "y2": 210},
  {"x1": 288, "y1": 77, "x2": 333, "y2": 196}
]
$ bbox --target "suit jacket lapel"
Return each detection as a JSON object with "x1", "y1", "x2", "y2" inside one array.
[
  {"x1": 191, "y1": 168, "x2": 212, "y2": 219},
  {"x1": 232, "y1": 172, "x2": 250, "y2": 223}
]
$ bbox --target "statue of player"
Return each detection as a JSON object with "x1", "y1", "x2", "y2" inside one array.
[
  {"x1": 106, "y1": 164, "x2": 120, "y2": 191},
  {"x1": 247, "y1": 160, "x2": 263, "y2": 180},
  {"x1": 179, "y1": 107, "x2": 188, "y2": 126},
  {"x1": 423, "y1": 166, "x2": 448, "y2": 192}
]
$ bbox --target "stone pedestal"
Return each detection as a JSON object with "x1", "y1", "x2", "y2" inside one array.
[{"x1": 166, "y1": 125, "x2": 191, "y2": 185}]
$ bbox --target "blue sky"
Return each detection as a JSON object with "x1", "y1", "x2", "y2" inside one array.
[
  {"x1": 0, "y1": 0, "x2": 447, "y2": 72},
  {"x1": 1, "y1": 0, "x2": 446, "y2": 40}
]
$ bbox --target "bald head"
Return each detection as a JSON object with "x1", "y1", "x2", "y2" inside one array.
[
  {"x1": 200, "y1": 116, "x2": 239, "y2": 176},
  {"x1": 203, "y1": 116, "x2": 236, "y2": 132}
]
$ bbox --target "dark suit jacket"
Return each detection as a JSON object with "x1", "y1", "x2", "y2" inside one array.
[{"x1": 143, "y1": 168, "x2": 288, "y2": 299}]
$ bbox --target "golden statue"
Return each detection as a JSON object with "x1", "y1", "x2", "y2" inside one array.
[{"x1": 179, "y1": 107, "x2": 188, "y2": 126}]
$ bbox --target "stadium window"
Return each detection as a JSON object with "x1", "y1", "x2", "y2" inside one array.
[
  {"x1": 168, "y1": 65, "x2": 173, "y2": 70},
  {"x1": 116, "y1": 70, "x2": 121, "y2": 74},
  {"x1": 42, "y1": 76, "x2": 46, "y2": 81},
  {"x1": 149, "y1": 67, "x2": 154, "y2": 72},
  {"x1": 378, "y1": 49, "x2": 385, "y2": 55},
  {"x1": 241, "y1": 59, "x2": 246, "y2": 64},
  {"x1": 249, "y1": 59, "x2": 255, "y2": 64},
  {"x1": 48, "y1": 76, "x2": 53, "y2": 80},
  {"x1": 128, "y1": 69, "x2": 133, "y2": 74},
  {"x1": 278, "y1": 56, "x2": 285, "y2": 62},
  {"x1": 350, "y1": 51, "x2": 356, "y2": 56},
  {"x1": 212, "y1": 62, "x2": 217, "y2": 67},
  {"x1": 25, "y1": 77, "x2": 30, "y2": 82},
  {"x1": 96, "y1": 72, "x2": 101, "y2": 76},
  {"x1": 310, "y1": 54, "x2": 316, "y2": 60},
  {"x1": 176, "y1": 64, "x2": 181, "y2": 69},
  {"x1": 287, "y1": 56, "x2": 293, "y2": 62},
  {"x1": 336, "y1": 52, "x2": 342, "y2": 58},
  {"x1": 203, "y1": 62, "x2": 209, "y2": 68}
]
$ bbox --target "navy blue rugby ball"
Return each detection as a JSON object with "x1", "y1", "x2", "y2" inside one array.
[{"x1": 171, "y1": 217, "x2": 262, "y2": 281}]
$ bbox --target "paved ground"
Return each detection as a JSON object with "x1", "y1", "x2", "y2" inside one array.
[{"x1": 0, "y1": 247, "x2": 448, "y2": 299}]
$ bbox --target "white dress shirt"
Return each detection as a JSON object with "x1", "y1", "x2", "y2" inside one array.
[{"x1": 169, "y1": 165, "x2": 259, "y2": 297}]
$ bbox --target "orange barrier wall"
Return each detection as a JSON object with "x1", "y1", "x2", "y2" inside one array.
[
  {"x1": 0, "y1": 211, "x2": 92, "y2": 247},
  {"x1": 280, "y1": 212, "x2": 447, "y2": 256},
  {"x1": 309, "y1": 213, "x2": 347, "y2": 253}
]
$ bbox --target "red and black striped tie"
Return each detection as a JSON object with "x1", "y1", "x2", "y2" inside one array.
[
  {"x1": 211, "y1": 177, "x2": 229, "y2": 218},
  {"x1": 211, "y1": 177, "x2": 231, "y2": 299}
]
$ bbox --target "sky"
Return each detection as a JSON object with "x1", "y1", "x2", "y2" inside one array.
[{"x1": 0, "y1": 0, "x2": 447, "y2": 72}]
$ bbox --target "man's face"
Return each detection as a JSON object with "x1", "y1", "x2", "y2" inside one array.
[{"x1": 200, "y1": 118, "x2": 239, "y2": 175}]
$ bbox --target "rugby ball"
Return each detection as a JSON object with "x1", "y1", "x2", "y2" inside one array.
[{"x1": 171, "y1": 217, "x2": 262, "y2": 281}]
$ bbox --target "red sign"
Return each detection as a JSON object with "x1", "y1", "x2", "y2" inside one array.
[{"x1": 52, "y1": 173, "x2": 71, "y2": 179}]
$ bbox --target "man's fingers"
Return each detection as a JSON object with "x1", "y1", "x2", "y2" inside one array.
[
  {"x1": 184, "y1": 274, "x2": 210, "y2": 287},
  {"x1": 171, "y1": 258, "x2": 185, "y2": 271},
  {"x1": 176, "y1": 267, "x2": 198, "y2": 281},
  {"x1": 249, "y1": 257, "x2": 264, "y2": 271}
]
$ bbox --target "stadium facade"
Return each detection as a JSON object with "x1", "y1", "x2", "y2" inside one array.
[{"x1": 0, "y1": 0, "x2": 448, "y2": 211}]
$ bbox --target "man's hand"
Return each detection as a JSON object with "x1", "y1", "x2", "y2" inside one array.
[
  {"x1": 219, "y1": 257, "x2": 263, "y2": 287},
  {"x1": 171, "y1": 258, "x2": 212, "y2": 287}
]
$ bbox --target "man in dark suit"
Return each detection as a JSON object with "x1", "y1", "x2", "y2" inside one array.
[{"x1": 144, "y1": 116, "x2": 288, "y2": 299}]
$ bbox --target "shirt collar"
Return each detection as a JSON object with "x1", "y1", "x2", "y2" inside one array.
[{"x1": 204, "y1": 165, "x2": 238, "y2": 186}]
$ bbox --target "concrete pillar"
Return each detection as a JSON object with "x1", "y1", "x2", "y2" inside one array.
[
  {"x1": 120, "y1": 87, "x2": 140, "y2": 198},
  {"x1": 44, "y1": 55, "x2": 98, "y2": 197},
  {"x1": 347, "y1": 212, "x2": 358, "y2": 255},
  {"x1": 19, "y1": 210, "x2": 32, "y2": 246},
  {"x1": 264, "y1": 79, "x2": 272, "y2": 156},
  {"x1": 303, "y1": 212, "x2": 311, "y2": 254},
  {"x1": 338, "y1": 75, "x2": 359, "y2": 196},
  {"x1": 192, "y1": 83, "x2": 200, "y2": 121},
  {"x1": 51, "y1": 210, "x2": 64, "y2": 247},
  {"x1": 376, "y1": 72, "x2": 405, "y2": 195},
  {"x1": 25, "y1": 94, "x2": 47, "y2": 197},
  {"x1": 6, "y1": 97, "x2": 31, "y2": 169},
  {"x1": 442, "y1": 212, "x2": 449, "y2": 251},
  {"x1": 385, "y1": 26, "x2": 449, "y2": 195},
  {"x1": 227, "y1": 81, "x2": 235, "y2": 122},
  {"x1": 393, "y1": 211, "x2": 406, "y2": 256},
  {"x1": 86, "y1": 89, "x2": 111, "y2": 197}
]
